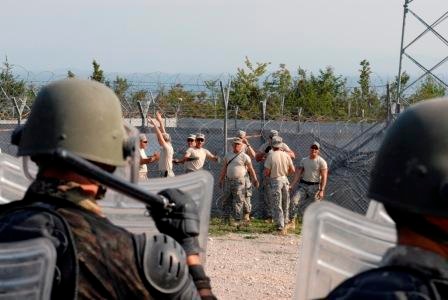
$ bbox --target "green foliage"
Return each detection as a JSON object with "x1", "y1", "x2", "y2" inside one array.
[
  {"x1": 90, "y1": 59, "x2": 105, "y2": 83},
  {"x1": 112, "y1": 76, "x2": 130, "y2": 100},
  {"x1": 349, "y1": 60, "x2": 381, "y2": 119},
  {"x1": 0, "y1": 59, "x2": 26, "y2": 98},
  {"x1": 410, "y1": 75, "x2": 446, "y2": 103},
  {"x1": 230, "y1": 57, "x2": 270, "y2": 117},
  {"x1": 390, "y1": 71, "x2": 410, "y2": 101}
]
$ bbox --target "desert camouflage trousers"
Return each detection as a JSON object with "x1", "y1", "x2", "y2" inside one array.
[
  {"x1": 290, "y1": 183, "x2": 320, "y2": 219},
  {"x1": 223, "y1": 177, "x2": 251, "y2": 221},
  {"x1": 269, "y1": 176, "x2": 290, "y2": 229}
]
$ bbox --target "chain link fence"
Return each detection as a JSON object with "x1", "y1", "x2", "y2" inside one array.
[{"x1": 0, "y1": 77, "x2": 390, "y2": 217}]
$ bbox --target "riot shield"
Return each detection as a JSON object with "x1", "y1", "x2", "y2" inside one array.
[
  {"x1": 0, "y1": 153, "x2": 37, "y2": 203},
  {"x1": 294, "y1": 201, "x2": 396, "y2": 300},
  {"x1": 0, "y1": 152, "x2": 213, "y2": 260},
  {"x1": 365, "y1": 199, "x2": 395, "y2": 225},
  {"x1": 103, "y1": 171, "x2": 214, "y2": 259},
  {"x1": 0, "y1": 237, "x2": 56, "y2": 300}
]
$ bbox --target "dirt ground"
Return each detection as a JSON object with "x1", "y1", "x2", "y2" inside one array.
[{"x1": 206, "y1": 233, "x2": 301, "y2": 300}]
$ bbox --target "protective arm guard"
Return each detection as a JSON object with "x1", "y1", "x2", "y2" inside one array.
[{"x1": 134, "y1": 233, "x2": 201, "y2": 300}]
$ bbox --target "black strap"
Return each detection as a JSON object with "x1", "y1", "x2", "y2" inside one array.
[{"x1": 226, "y1": 151, "x2": 243, "y2": 167}]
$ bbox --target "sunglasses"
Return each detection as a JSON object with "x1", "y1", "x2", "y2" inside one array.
[
  {"x1": 187, "y1": 139, "x2": 194, "y2": 142},
  {"x1": 310, "y1": 146, "x2": 318, "y2": 150},
  {"x1": 196, "y1": 139, "x2": 205, "y2": 142},
  {"x1": 142, "y1": 141, "x2": 148, "y2": 144}
]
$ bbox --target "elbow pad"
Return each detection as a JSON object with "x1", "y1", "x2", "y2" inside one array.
[{"x1": 141, "y1": 234, "x2": 201, "y2": 299}]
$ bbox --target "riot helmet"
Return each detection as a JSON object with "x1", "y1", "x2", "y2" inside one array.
[
  {"x1": 368, "y1": 97, "x2": 448, "y2": 217},
  {"x1": 14, "y1": 79, "x2": 134, "y2": 167}
]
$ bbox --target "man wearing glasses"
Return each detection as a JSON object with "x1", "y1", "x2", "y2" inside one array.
[
  {"x1": 182, "y1": 133, "x2": 219, "y2": 173},
  {"x1": 138, "y1": 133, "x2": 159, "y2": 180},
  {"x1": 288, "y1": 141, "x2": 328, "y2": 230}
]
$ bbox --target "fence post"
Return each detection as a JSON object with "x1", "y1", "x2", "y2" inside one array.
[
  {"x1": 234, "y1": 105, "x2": 239, "y2": 129},
  {"x1": 220, "y1": 81, "x2": 230, "y2": 156},
  {"x1": 297, "y1": 107, "x2": 302, "y2": 132},
  {"x1": 260, "y1": 98, "x2": 267, "y2": 132}
]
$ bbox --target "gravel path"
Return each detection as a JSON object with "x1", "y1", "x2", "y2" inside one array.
[{"x1": 206, "y1": 233, "x2": 301, "y2": 300}]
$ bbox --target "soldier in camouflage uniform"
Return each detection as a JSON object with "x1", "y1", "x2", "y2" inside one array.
[
  {"x1": 0, "y1": 79, "x2": 216, "y2": 299},
  {"x1": 326, "y1": 98, "x2": 448, "y2": 299},
  {"x1": 219, "y1": 137, "x2": 259, "y2": 226},
  {"x1": 263, "y1": 136, "x2": 295, "y2": 235},
  {"x1": 237, "y1": 130, "x2": 256, "y2": 222}
]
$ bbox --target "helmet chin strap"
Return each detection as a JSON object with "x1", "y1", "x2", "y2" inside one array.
[{"x1": 53, "y1": 149, "x2": 174, "y2": 213}]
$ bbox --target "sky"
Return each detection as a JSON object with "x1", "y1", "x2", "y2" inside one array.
[{"x1": 0, "y1": 0, "x2": 447, "y2": 80}]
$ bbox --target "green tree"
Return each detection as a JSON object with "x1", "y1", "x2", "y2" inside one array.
[
  {"x1": 90, "y1": 60, "x2": 105, "y2": 83},
  {"x1": 410, "y1": 75, "x2": 446, "y2": 103},
  {"x1": 112, "y1": 76, "x2": 130, "y2": 100},
  {"x1": 390, "y1": 71, "x2": 410, "y2": 102},
  {"x1": 264, "y1": 64, "x2": 293, "y2": 118},
  {"x1": 230, "y1": 57, "x2": 270, "y2": 118},
  {"x1": 350, "y1": 59, "x2": 380, "y2": 118}
]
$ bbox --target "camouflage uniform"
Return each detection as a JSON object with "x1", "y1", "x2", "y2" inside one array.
[
  {"x1": 222, "y1": 177, "x2": 246, "y2": 221},
  {"x1": 243, "y1": 175, "x2": 252, "y2": 215},
  {"x1": 269, "y1": 176, "x2": 290, "y2": 229},
  {"x1": 290, "y1": 183, "x2": 319, "y2": 218},
  {"x1": 0, "y1": 178, "x2": 199, "y2": 299}
]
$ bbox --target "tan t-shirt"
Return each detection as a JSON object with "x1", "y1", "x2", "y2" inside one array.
[
  {"x1": 225, "y1": 151, "x2": 251, "y2": 179},
  {"x1": 300, "y1": 156, "x2": 328, "y2": 182},
  {"x1": 158, "y1": 142, "x2": 174, "y2": 172},
  {"x1": 185, "y1": 147, "x2": 212, "y2": 171},
  {"x1": 264, "y1": 150, "x2": 294, "y2": 178},
  {"x1": 139, "y1": 148, "x2": 148, "y2": 174}
]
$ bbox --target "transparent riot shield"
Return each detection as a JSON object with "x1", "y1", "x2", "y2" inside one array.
[
  {"x1": 0, "y1": 152, "x2": 213, "y2": 261},
  {"x1": 0, "y1": 237, "x2": 56, "y2": 300},
  {"x1": 103, "y1": 171, "x2": 214, "y2": 259},
  {"x1": 0, "y1": 153, "x2": 36, "y2": 203},
  {"x1": 294, "y1": 201, "x2": 397, "y2": 300}
]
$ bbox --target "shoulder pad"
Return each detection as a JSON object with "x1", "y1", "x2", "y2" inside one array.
[{"x1": 143, "y1": 234, "x2": 189, "y2": 296}]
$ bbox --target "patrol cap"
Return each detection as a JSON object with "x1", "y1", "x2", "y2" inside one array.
[
  {"x1": 187, "y1": 134, "x2": 196, "y2": 141},
  {"x1": 237, "y1": 130, "x2": 246, "y2": 138},
  {"x1": 233, "y1": 137, "x2": 243, "y2": 144},
  {"x1": 139, "y1": 133, "x2": 147, "y2": 142},
  {"x1": 271, "y1": 136, "x2": 283, "y2": 147},
  {"x1": 196, "y1": 133, "x2": 205, "y2": 140},
  {"x1": 311, "y1": 141, "x2": 320, "y2": 149},
  {"x1": 269, "y1": 130, "x2": 279, "y2": 138}
]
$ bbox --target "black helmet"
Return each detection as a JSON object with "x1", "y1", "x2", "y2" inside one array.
[
  {"x1": 14, "y1": 79, "x2": 131, "y2": 167},
  {"x1": 368, "y1": 97, "x2": 448, "y2": 217}
]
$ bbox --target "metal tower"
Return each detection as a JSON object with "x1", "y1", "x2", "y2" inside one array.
[{"x1": 396, "y1": 0, "x2": 448, "y2": 109}]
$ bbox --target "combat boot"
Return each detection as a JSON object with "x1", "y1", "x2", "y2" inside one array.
[{"x1": 242, "y1": 213, "x2": 251, "y2": 226}]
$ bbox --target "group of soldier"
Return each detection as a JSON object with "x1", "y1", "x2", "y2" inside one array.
[
  {"x1": 1, "y1": 77, "x2": 447, "y2": 299},
  {"x1": 139, "y1": 118, "x2": 329, "y2": 235},
  {"x1": 219, "y1": 130, "x2": 328, "y2": 235}
]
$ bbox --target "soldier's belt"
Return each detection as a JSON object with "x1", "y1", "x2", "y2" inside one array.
[{"x1": 300, "y1": 179, "x2": 320, "y2": 185}]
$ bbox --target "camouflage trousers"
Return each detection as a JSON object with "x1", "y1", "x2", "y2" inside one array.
[
  {"x1": 290, "y1": 183, "x2": 320, "y2": 220},
  {"x1": 243, "y1": 175, "x2": 252, "y2": 215},
  {"x1": 269, "y1": 176, "x2": 290, "y2": 229},
  {"x1": 223, "y1": 177, "x2": 247, "y2": 221}
]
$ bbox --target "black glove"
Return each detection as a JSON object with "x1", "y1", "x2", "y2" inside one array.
[
  {"x1": 264, "y1": 146, "x2": 272, "y2": 153},
  {"x1": 151, "y1": 188, "x2": 201, "y2": 255}
]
